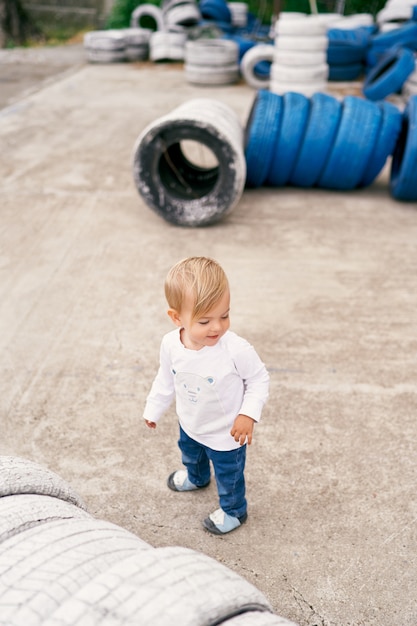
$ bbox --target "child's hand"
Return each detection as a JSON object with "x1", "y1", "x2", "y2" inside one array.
[
  {"x1": 145, "y1": 420, "x2": 156, "y2": 429},
  {"x1": 230, "y1": 414, "x2": 255, "y2": 445}
]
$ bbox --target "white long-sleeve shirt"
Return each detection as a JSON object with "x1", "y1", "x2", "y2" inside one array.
[{"x1": 143, "y1": 328, "x2": 269, "y2": 451}]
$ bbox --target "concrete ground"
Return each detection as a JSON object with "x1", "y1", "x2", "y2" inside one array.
[{"x1": 1, "y1": 43, "x2": 417, "y2": 626}]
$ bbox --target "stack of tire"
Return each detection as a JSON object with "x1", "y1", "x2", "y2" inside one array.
[
  {"x1": 124, "y1": 27, "x2": 153, "y2": 61},
  {"x1": 327, "y1": 26, "x2": 371, "y2": 82},
  {"x1": 184, "y1": 38, "x2": 240, "y2": 85},
  {"x1": 0, "y1": 456, "x2": 299, "y2": 626},
  {"x1": 271, "y1": 14, "x2": 329, "y2": 97},
  {"x1": 244, "y1": 89, "x2": 403, "y2": 193},
  {"x1": 83, "y1": 30, "x2": 128, "y2": 63},
  {"x1": 227, "y1": 1, "x2": 248, "y2": 28}
]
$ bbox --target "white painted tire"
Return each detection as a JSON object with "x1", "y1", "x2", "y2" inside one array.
[
  {"x1": 150, "y1": 31, "x2": 187, "y2": 61},
  {"x1": 0, "y1": 494, "x2": 91, "y2": 543},
  {"x1": 46, "y1": 547, "x2": 273, "y2": 626},
  {"x1": 85, "y1": 49, "x2": 126, "y2": 63},
  {"x1": 130, "y1": 3, "x2": 165, "y2": 30},
  {"x1": 0, "y1": 518, "x2": 152, "y2": 625},
  {"x1": 270, "y1": 78, "x2": 327, "y2": 96},
  {"x1": 275, "y1": 14, "x2": 328, "y2": 36},
  {"x1": 185, "y1": 63, "x2": 240, "y2": 85},
  {"x1": 241, "y1": 44, "x2": 273, "y2": 89},
  {"x1": 185, "y1": 38, "x2": 239, "y2": 66},
  {"x1": 274, "y1": 35, "x2": 328, "y2": 51},
  {"x1": 0, "y1": 456, "x2": 86, "y2": 509},
  {"x1": 83, "y1": 29, "x2": 126, "y2": 50},
  {"x1": 132, "y1": 98, "x2": 246, "y2": 226},
  {"x1": 273, "y1": 49, "x2": 326, "y2": 66},
  {"x1": 164, "y1": 2, "x2": 200, "y2": 27},
  {"x1": 271, "y1": 62, "x2": 329, "y2": 82},
  {"x1": 227, "y1": 1, "x2": 248, "y2": 27},
  {"x1": 123, "y1": 27, "x2": 152, "y2": 61}
]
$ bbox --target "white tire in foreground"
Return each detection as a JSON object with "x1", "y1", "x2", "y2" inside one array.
[{"x1": 132, "y1": 98, "x2": 246, "y2": 226}]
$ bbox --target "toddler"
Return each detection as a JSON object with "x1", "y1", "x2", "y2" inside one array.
[{"x1": 144, "y1": 256, "x2": 269, "y2": 535}]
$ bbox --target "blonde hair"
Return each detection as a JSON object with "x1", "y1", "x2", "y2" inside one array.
[{"x1": 165, "y1": 257, "x2": 229, "y2": 320}]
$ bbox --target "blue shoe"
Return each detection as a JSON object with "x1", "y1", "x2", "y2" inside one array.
[
  {"x1": 203, "y1": 508, "x2": 248, "y2": 535},
  {"x1": 167, "y1": 470, "x2": 210, "y2": 492}
]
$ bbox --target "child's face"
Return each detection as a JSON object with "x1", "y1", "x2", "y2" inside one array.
[{"x1": 169, "y1": 289, "x2": 230, "y2": 350}]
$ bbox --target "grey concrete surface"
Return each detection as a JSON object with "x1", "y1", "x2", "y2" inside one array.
[{"x1": 1, "y1": 44, "x2": 417, "y2": 626}]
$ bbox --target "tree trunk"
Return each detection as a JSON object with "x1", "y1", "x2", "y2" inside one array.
[{"x1": 0, "y1": 0, "x2": 41, "y2": 48}]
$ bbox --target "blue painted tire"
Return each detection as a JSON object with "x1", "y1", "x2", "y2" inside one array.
[
  {"x1": 290, "y1": 92, "x2": 342, "y2": 188},
  {"x1": 360, "y1": 101, "x2": 402, "y2": 187},
  {"x1": 371, "y1": 22, "x2": 417, "y2": 51},
  {"x1": 390, "y1": 95, "x2": 417, "y2": 201},
  {"x1": 363, "y1": 46, "x2": 415, "y2": 101},
  {"x1": 327, "y1": 28, "x2": 370, "y2": 65},
  {"x1": 245, "y1": 90, "x2": 283, "y2": 188},
  {"x1": 318, "y1": 96, "x2": 382, "y2": 190},
  {"x1": 328, "y1": 63, "x2": 364, "y2": 81},
  {"x1": 199, "y1": 0, "x2": 231, "y2": 23},
  {"x1": 266, "y1": 92, "x2": 310, "y2": 187}
]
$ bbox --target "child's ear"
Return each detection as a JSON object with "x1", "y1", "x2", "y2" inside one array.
[{"x1": 167, "y1": 308, "x2": 182, "y2": 326}]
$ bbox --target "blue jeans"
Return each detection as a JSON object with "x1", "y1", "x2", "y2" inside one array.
[{"x1": 178, "y1": 426, "x2": 247, "y2": 519}]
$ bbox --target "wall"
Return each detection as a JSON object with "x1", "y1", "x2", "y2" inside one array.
[{"x1": 20, "y1": 0, "x2": 115, "y2": 29}]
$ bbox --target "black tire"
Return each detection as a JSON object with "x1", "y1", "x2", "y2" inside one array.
[
  {"x1": 360, "y1": 101, "x2": 402, "y2": 187},
  {"x1": 363, "y1": 46, "x2": 415, "y2": 101},
  {"x1": 290, "y1": 92, "x2": 342, "y2": 188},
  {"x1": 266, "y1": 91, "x2": 310, "y2": 187},
  {"x1": 132, "y1": 99, "x2": 246, "y2": 226},
  {"x1": 244, "y1": 90, "x2": 283, "y2": 188},
  {"x1": 318, "y1": 96, "x2": 382, "y2": 190},
  {"x1": 390, "y1": 95, "x2": 417, "y2": 201},
  {"x1": 0, "y1": 456, "x2": 86, "y2": 509}
]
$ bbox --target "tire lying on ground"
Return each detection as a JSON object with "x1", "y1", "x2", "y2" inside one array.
[
  {"x1": 317, "y1": 95, "x2": 383, "y2": 190},
  {"x1": 123, "y1": 27, "x2": 152, "y2": 61},
  {"x1": 150, "y1": 30, "x2": 187, "y2": 61},
  {"x1": 289, "y1": 91, "x2": 343, "y2": 188},
  {"x1": 245, "y1": 90, "x2": 283, "y2": 187},
  {"x1": 360, "y1": 100, "x2": 402, "y2": 187},
  {"x1": 184, "y1": 38, "x2": 240, "y2": 85},
  {"x1": 363, "y1": 46, "x2": 415, "y2": 101},
  {"x1": 83, "y1": 30, "x2": 126, "y2": 63},
  {"x1": 266, "y1": 91, "x2": 310, "y2": 187},
  {"x1": 132, "y1": 98, "x2": 246, "y2": 226},
  {"x1": 390, "y1": 94, "x2": 417, "y2": 200}
]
